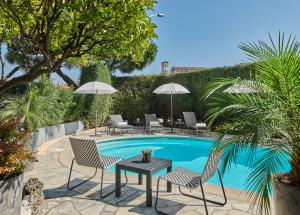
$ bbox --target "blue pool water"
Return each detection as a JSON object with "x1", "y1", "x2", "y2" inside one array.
[{"x1": 97, "y1": 136, "x2": 290, "y2": 191}]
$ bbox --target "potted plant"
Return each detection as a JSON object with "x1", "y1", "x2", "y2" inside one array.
[
  {"x1": 0, "y1": 116, "x2": 35, "y2": 215},
  {"x1": 204, "y1": 33, "x2": 300, "y2": 215},
  {"x1": 142, "y1": 149, "x2": 152, "y2": 163}
]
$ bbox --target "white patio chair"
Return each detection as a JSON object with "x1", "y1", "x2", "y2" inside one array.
[
  {"x1": 110, "y1": 114, "x2": 134, "y2": 135},
  {"x1": 182, "y1": 112, "x2": 208, "y2": 135},
  {"x1": 155, "y1": 148, "x2": 227, "y2": 215},
  {"x1": 67, "y1": 137, "x2": 127, "y2": 198},
  {"x1": 145, "y1": 114, "x2": 164, "y2": 134}
]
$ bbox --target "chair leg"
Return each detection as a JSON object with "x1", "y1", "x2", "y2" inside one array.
[
  {"x1": 67, "y1": 158, "x2": 98, "y2": 190},
  {"x1": 178, "y1": 170, "x2": 227, "y2": 206},
  {"x1": 100, "y1": 169, "x2": 128, "y2": 198},
  {"x1": 154, "y1": 177, "x2": 168, "y2": 215}
]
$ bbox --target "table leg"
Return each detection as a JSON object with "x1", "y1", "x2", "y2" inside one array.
[
  {"x1": 115, "y1": 166, "x2": 121, "y2": 197},
  {"x1": 138, "y1": 173, "x2": 143, "y2": 185},
  {"x1": 167, "y1": 165, "x2": 172, "y2": 192},
  {"x1": 146, "y1": 173, "x2": 152, "y2": 207}
]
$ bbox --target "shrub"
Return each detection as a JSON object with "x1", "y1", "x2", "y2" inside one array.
[
  {"x1": 0, "y1": 76, "x2": 75, "y2": 132},
  {"x1": 0, "y1": 116, "x2": 35, "y2": 180}
]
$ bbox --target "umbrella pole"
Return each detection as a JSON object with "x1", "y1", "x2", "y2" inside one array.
[
  {"x1": 95, "y1": 109, "x2": 97, "y2": 136},
  {"x1": 95, "y1": 93, "x2": 98, "y2": 136},
  {"x1": 171, "y1": 93, "x2": 173, "y2": 133}
]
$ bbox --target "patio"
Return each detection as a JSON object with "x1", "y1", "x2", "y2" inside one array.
[{"x1": 24, "y1": 128, "x2": 262, "y2": 215}]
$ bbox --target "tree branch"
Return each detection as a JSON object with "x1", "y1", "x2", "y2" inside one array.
[
  {"x1": 56, "y1": 68, "x2": 78, "y2": 88},
  {"x1": 5, "y1": 66, "x2": 20, "y2": 80},
  {"x1": 0, "y1": 41, "x2": 4, "y2": 81}
]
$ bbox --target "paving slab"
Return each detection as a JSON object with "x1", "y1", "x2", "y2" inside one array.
[{"x1": 24, "y1": 129, "x2": 271, "y2": 215}]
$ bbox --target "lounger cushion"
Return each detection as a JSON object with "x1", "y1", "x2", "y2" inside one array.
[
  {"x1": 159, "y1": 166, "x2": 201, "y2": 189},
  {"x1": 150, "y1": 121, "x2": 161, "y2": 126},
  {"x1": 117, "y1": 121, "x2": 128, "y2": 126},
  {"x1": 196, "y1": 123, "x2": 207, "y2": 128}
]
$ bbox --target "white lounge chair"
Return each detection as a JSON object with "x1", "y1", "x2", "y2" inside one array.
[
  {"x1": 110, "y1": 114, "x2": 134, "y2": 135},
  {"x1": 182, "y1": 112, "x2": 208, "y2": 135},
  {"x1": 145, "y1": 114, "x2": 164, "y2": 134},
  {"x1": 155, "y1": 148, "x2": 227, "y2": 215},
  {"x1": 67, "y1": 137, "x2": 127, "y2": 198}
]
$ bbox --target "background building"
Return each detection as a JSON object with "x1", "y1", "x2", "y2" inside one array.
[{"x1": 161, "y1": 61, "x2": 207, "y2": 75}]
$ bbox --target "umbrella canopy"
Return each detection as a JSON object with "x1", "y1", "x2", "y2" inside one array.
[
  {"x1": 153, "y1": 83, "x2": 190, "y2": 95},
  {"x1": 74, "y1": 81, "x2": 117, "y2": 94},
  {"x1": 153, "y1": 83, "x2": 190, "y2": 132},
  {"x1": 74, "y1": 81, "x2": 117, "y2": 136},
  {"x1": 223, "y1": 80, "x2": 257, "y2": 94}
]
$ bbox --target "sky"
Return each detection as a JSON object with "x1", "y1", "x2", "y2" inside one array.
[
  {"x1": 122, "y1": 0, "x2": 300, "y2": 75},
  {"x1": 113, "y1": 0, "x2": 300, "y2": 77},
  {"x1": 3, "y1": 0, "x2": 300, "y2": 82}
]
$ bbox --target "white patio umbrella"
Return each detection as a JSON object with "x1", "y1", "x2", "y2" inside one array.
[
  {"x1": 223, "y1": 80, "x2": 258, "y2": 93},
  {"x1": 153, "y1": 83, "x2": 190, "y2": 132},
  {"x1": 74, "y1": 81, "x2": 117, "y2": 136}
]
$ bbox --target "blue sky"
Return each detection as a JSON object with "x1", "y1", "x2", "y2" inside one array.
[
  {"x1": 3, "y1": 0, "x2": 300, "y2": 82},
  {"x1": 114, "y1": 0, "x2": 300, "y2": 77}
]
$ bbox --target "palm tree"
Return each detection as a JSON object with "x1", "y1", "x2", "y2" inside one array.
[{"x1": 203, "y1": 33, "x2": 300, "y2": 215}]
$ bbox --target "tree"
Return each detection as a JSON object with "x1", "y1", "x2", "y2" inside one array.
[
  {"x1": 108, "y1": 42, "x2": 158, "y2": 73},
  {"x1": 0, "y1": 0, "x2": 156, "y2": 93},
  {"x1": 57, "y1": 42, "x2": 157, "y2": 88},
  {"x1": 203, "y1": 33, "x2": 300, "y2": 215}
]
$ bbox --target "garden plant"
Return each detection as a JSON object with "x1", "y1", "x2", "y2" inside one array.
[{"x1": 204, "y1": 33, "x2": 300, "y2": 214}]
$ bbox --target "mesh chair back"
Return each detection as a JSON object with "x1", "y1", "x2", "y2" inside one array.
[
  {"x1": 110, "y1": 115, "x2": 123, "y2": 126},
  {"x1": 69, "y1": 137, "x2": 103, "y2": 168},
  {"x1": 145, "y1": 114, "x2": 159, "y2": 127},
  {"x1": 201, "y1": 148, "x2": 223, "y2": 182},
  {"x1": 182, "y1": 112, "x2": 197, "y2": 127}
]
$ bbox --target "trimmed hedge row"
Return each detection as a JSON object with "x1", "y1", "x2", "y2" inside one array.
[{"x1": 112, "y1": 64, "x2": 252, "y2": 123}]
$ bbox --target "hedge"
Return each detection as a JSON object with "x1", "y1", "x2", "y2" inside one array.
[
  {"x1": 112, "y1": 64, "x2": 252, "y2": 123},
  {"x1": 71, "y1": 61, "x2": 112, "y2": 128}
]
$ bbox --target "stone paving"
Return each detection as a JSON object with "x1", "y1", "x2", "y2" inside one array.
[{"x1": 24, "y1": 129, "x2": 266, "y2": 215}]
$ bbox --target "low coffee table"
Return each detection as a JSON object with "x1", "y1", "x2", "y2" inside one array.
[{"x1": 115, "y1": 155, "x2": 172, "y2": 207}]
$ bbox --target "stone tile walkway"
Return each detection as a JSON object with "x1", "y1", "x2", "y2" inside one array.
[{"x1": 24, "y1": 130, "x2": 264, "y2": 215}]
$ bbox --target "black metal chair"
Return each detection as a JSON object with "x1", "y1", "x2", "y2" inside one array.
[
  {"x1": 155, "y1": 148, "x2": 227, "y2": 215},
  {"x1": 67, "y1": 137, "x2": 127, "y2": 198}
]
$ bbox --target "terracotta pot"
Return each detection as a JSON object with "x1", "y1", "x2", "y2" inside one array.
[
  {"x1": 273, "y1": 176, "x2": 300, "y2": 215},
  {"x1": 0, "y1": 174, "x2": 24, "y2": 215}
]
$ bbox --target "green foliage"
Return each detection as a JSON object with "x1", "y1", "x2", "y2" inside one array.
[
  {"x1": 73, "y1": 61, "x2": 112, "y2": 128},
  {"x1": 112, "y1": 75, "x2": 157, "y2": 122},
  {"x1": 109, "y1": 43, "x2": 158, "y2": 73},
  {"x1": 203, "y1": 33, "x2": 300, "y2": 215},
  {"x1": 0, "y1": 116, "x2": 35, "y2": 180},
  {"x1": 0, "y1": 0, "x2": 156, "y2": 93},
  {"x1": 0, "y1": 76, "x2": 74, "y2": 131},
  {"x1": 112, "y1": 64, "x2": 251, "y2": 122}
]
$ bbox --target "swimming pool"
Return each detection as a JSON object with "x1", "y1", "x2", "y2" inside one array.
[{"x1": 97, "y1": 136, "x2": 289, "y2": 191}]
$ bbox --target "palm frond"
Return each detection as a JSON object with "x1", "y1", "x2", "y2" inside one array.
[{"x1": 205, "y1": 32, "x2": 300, "y2": 215}]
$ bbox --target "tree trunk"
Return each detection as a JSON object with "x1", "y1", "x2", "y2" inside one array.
[{"x1": 56, "y1": 69, "x2": 78, "y2": 88}]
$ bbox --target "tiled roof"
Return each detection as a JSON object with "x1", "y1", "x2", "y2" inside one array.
[{"x1": 170, "y1": 66, "x2": 207, "y2": 73}]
